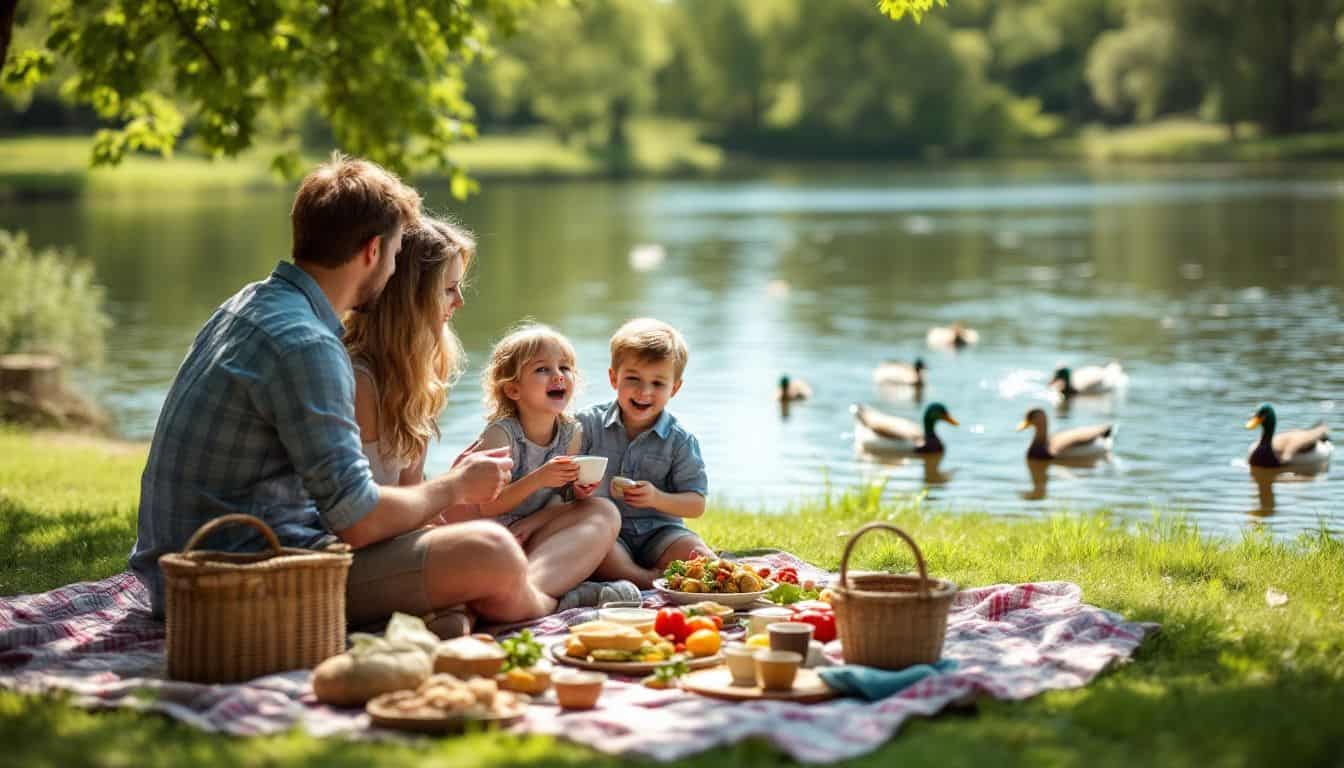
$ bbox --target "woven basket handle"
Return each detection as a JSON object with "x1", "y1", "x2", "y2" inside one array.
[
  {"x1": 838, "y1": 522, "x2": 931, "y2": 599},
  {"x1": 182, "y1": 514, "x2": 283, "y2": 555}
]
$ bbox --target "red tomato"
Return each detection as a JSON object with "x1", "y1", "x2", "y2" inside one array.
[
  {"x1": 757, "y1": 567, "x2": 772, "y2": 577},
  {"x1": 674, "y1": 642, "x2": 687, "y2": 653},
  {"x1": 794, "y1": 610, "x2": 837, "y2": 643},
  {"x1": 655, "y1": 608, "x2": 687, "y2": 641},
  {"x1": 709, "y1": 615, "x2": 724, "y2": 630}
]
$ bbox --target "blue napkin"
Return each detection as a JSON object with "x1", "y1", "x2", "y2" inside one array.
[{"x1": 818, "y1": 659, "x2": 958, "y2": 701}]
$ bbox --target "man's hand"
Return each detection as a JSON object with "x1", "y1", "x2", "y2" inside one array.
[
  {"x1": 533, "y1": 455, "x2": 580, "y2": 489},
  {"x1": 444, "y1": 446, "x2": 513, "y2": 505},
  {"x1": 620, "y1": 480, "x2": 662, "y2": 510}
]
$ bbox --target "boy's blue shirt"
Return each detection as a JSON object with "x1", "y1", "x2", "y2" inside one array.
[{"x1": 576, "y1": 400, "x2": 708, "y2": 533}]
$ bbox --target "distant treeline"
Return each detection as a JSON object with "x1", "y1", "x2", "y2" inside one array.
[{"x1": 7, "y1": 0, "x2": 1344, "y2": 159}]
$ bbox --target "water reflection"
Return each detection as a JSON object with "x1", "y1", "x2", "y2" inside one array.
[
  {"x1": 1023, "y1": 456, "x2": 1111, "y2": 501},
  {"x1": 1249, "y1": 464, "x2": 1331, "y2": 517},
  {"x1": 858, "y1": 451, "x2": 954, "y2": 490}
]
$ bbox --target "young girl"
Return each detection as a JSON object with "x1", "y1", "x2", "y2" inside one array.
[{"x1": 477, "y1": 324, "x2": 639, "y2": 610}]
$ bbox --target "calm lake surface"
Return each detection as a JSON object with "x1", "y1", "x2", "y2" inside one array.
[{"x1": 5, "y1": 163, "x2": 1342, "y2": 538}]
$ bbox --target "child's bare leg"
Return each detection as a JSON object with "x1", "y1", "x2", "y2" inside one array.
[
  {"x1": 654, "y1": 534, "x2": 715, "y2": 572},
  {"x1": 521, "y1": 497, "x2": 620, "y2": 598},
  {"x1": 593, "y1": 541, "x2": 661, "y2": 589}
]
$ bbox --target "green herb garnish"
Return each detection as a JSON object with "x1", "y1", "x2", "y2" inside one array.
[
  {"x1": 652, "y1": 657, "x2": 690, "y2": 683},
  {"x1": 499, "y1": 629, "x2": 543, "y2": 672}
]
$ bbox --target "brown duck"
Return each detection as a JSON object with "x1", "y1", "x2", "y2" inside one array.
[{"x1": 1017, "y1": 408, "x2": 1114, "y2": 460}]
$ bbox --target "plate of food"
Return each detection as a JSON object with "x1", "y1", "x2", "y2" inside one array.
[
  {"x1": 365, "y1": 674, "x2": 528, "y2": 734},
  {"x1": 654, "y1": 555, "x2": 775, "y2": 608},
  {"x1": 550, "y1": 619, "x2": 723, "y2": 674}
]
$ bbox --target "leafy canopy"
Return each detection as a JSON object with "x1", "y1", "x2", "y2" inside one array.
[
  {"x1": 878, "y1": 0, "x2": 948, "y2": 22},
  {"x1": 1, "y1": 0, "x2": 538, "y2": 193}
]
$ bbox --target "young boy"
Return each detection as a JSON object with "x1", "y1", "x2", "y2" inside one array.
[{"x1": 578, "y1": 318, "x2": 714, "y2": 587}]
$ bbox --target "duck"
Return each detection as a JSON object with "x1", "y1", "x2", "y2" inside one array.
[
  {"x1": 1017, "y1": 407, "x2": 1114, "y2": 460},
  {"x1": 873, "y1": 357, "x2": 927, "y2": 388},
  {"x1": 1245, "y1": 403, "x2": 1332, "y2": 470},
  {"x1": 775, "y1": 375, "x2": 812, "y2": 402},
  {"x1": 926, "y1": 322, "x2": 979, "y2": 349},
  {"x1": 1051, "y1": 362, "x2": 1127, "y2": 397},
  {"x1": 852, "y1": 402, "x2": 959, "y2": 455}
]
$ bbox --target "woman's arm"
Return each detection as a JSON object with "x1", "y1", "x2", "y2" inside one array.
[
  {"x1": 397, "y1": 453, "x2": 426, "y2": 486},
  {"x1": 353, "y1": 368, "x2": 380, "y2": 446}
]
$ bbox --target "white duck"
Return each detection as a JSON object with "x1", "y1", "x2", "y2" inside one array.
[
  {"x1": 926, "y1": 322, "x2": 979, "y2": 349},
  {"x1": 873, "y1": 357, "x2": 927, "y2": 388}
]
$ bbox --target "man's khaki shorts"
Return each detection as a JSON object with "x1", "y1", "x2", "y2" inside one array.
[{"x1": 345, "y1": 527, "x2": 434, "y2": 629}]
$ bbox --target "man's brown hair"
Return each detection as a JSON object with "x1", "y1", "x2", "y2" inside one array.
[
  {"x1": 609, "y1": 318, "x2": 690, "y2": 380},
  {"x1": 290, "y1": 152, "x2": 422, "y2": 268}
]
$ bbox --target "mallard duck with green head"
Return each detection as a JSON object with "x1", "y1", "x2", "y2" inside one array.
[
  {"x1": 1245, "y1": 403, "x2": 1332, "y2": 470},
  {"x1": 1051, "y1": 362, "x2": 1127, "y2": 397},
  {"x1": 775, "y1": 374, "x2": 812, "y2": 402},
  {"x1": 1017, "y1": 408, "x2": 1114, "y2": 460},
  {"x1": 873, "y1": 357, "x2": 927, "y2": 388},
  {"x1": 852, "y1": 402, "x2": 959, "y2": 455}
]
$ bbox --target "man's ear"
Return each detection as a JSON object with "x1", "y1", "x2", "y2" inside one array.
[
  {"x1": 670, "y1": 378, "x2": 683, "y2": 398},
  {"x1": 360, "y1": 235, "x2": 381, "y2": 268},
  {"x1": 608, "y1": 368, "x2": 618, "y2": 389}
]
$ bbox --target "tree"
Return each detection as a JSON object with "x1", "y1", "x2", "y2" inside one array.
[{"x1": 1, "y1": 0, "x2": 539, "y2": 194}]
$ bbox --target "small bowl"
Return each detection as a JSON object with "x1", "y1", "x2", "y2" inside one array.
[
  {"x1": 723, "y1": 642, "x2": 758, "y2": 687},
  {"x1": 748, "y1": 606, "x2": 795, "y2": 636},
  {"x1": 553, "y1": 670, "x2": 606, "y2": 710},
  {"x1": 767, "y1": 621, "x2": 814, "y2": 657},
  {"x1": 433, "y1": 637, "x2": 506, "y2": 679},
  {"x1": 597, "y1": 605, "x2": 657, "y2": 630},
  {"x1": 754, "y1": 650, "x2": 801, "y2": 692},
  {"x1": 573, "y1": 456, "x2": 609, "y2": 485}
]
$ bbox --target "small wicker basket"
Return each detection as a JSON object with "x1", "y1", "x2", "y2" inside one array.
[
  {"x1": 830, "y1": 522, "x2": 958, "y2": 670},
  {"x1": 160, "y1": 514, "x2": 352, "y2": 683}
]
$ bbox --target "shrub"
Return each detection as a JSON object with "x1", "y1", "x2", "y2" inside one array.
[{"x1": 0, "y1": 230, "x2": 110, "y2": 365}]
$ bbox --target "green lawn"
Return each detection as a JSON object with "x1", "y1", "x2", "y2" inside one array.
[
  {"x1": 1059, "y1": 118, "x2": 1344, "y2": 163},
  {"x1": 2, "y1": 427, "x2": 1343, "y2": 767},
  {"x1": 0, "y1": 120, "x2": 723, "y2": 200}
]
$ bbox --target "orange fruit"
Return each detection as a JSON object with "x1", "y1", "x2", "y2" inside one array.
[{"x1": 684, "y1": 628, "x2": 722, "y2": 657}]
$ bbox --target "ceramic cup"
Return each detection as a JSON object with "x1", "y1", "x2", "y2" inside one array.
[
  {"x1": 754, "y1": 650, "x2": 802, "y2": 692},
  {"x1": 609, "y1": 475, "x2": 638, "y2": 500},
  {"x1": 573, "y1": 456, "x2": 609, "y2": 485},
  {"x1": 768, "y1": 621, "x2": 815, "y2": 657},
  {"x1": 553, "y1": 670, "x2": 606, "y2": 710},
  {"x1": 748, "y1": 606, "x2": 795, "y2": 636},
  {"x1": 723, "y1": 642, "x2": 758, "y2": 687}
]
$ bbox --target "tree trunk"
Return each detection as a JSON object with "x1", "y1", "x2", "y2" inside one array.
[
  {"x1": 0, "y1": 354, "x2": 63, "y2": 402},
  {"x1": 1273, "y1": 1, "x2": 1298, "y2": 135},
  {"x1": 0, "y1": 0, "x2": 16, "y2": 69}
]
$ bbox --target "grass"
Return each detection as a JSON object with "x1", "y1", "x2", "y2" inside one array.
[
  {"x1": 0, "y1": 120, "x2": 723, "y2": 200},
  {"x1": 1061, "y1": 117, "x2": 1344, "y2": 163},
  {"x1": 2, "y1": 427, "x2": 1344, "y2": 766}
]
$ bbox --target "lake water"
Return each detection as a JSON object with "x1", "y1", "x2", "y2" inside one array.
[{"x1": 4, "y1": 163, "x2": 1341, "y2": 538}]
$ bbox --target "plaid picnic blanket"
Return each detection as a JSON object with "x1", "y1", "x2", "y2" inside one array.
[{"x1": 0, "y1": 553, "x2": 1157, "y2": 763}]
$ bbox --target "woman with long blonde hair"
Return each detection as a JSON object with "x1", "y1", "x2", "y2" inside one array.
[{"x1": 345, "y1": 216, "x2": 471, "y2": 486}]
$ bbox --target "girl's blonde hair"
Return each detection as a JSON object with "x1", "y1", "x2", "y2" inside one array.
[
  {"x1": 481, "y1": 323, "x2": 580, "y2": 423},
  {"x1": 343, "y1": 215, "x2": 474, "y2": 464}
]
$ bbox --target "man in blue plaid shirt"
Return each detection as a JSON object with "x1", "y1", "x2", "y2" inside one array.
[{"x1": 130, "y1": 155, "x2": 588, "y2": 632}]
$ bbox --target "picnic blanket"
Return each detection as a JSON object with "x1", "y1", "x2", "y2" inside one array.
[{"x1": 0, "y1": 552, "x2": 1157, "y2": 763}]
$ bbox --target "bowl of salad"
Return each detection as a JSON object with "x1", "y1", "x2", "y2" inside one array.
[{"x1": 654, "y1": 556, "x2": 776, "y2": 608}]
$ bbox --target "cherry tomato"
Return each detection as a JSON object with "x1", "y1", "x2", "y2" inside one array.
[
  {"x1": 655, "y1": 608, "x2": 688, "y2": 641},
  {"x1": 708, "y1": 615, "x2": 724, "y2": 630},
  {"x1": 674, "y1": 642, "x2": 687, "y2": 653},
  {"x1": 757, "y1": 567, "x2": 772, "y2": 577}
]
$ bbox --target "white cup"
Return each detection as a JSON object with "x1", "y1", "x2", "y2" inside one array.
[
  {"x1": 748, "y1": 606, "x2": 795, "y2": 636},
  {"x1": 723, "y1": 643, "x2": 758, "y2": 687},
  {"x1": 572, "y1": 456, "x2": 608, "y2": 485}
]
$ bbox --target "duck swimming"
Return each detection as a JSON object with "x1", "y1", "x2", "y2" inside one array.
[
  {"x1": 873, "y1": 357, "x2": 926, "y2": 388},
  {"x1": 1051, "y1": 362, "x2": 1127, "y2": 397},
  {"x1": 852, "y1": 402, "x2": 959, "y2": 455},
  {"x1": 1017, "y1": 407, "x2": 1114, "y2": 460},
  {"x1": 775, "y1": 374, "x2": 812, "y2": 402},
  {"x1": 1245, "y1": 403, "x2": 1332, "y2": 470},
  {"x1": 926, "y1": 322, "x2": 979, "y2": 349}
]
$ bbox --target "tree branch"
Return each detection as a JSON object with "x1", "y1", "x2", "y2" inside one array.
[
  {"x1": 163, "y1": 0, "x2": 224, "y2": 77},
  {"x1": 0, "y1": 0, "x2": 17, "y2": 69}
]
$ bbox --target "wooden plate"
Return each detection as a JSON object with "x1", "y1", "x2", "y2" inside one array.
[
  {"x1": 653, "y1": 578, "x2": 777, "y2": 609},
  {"x1": 366, "y1": 694, "x2": 527, "y2": 734},
  {"x1": 679, "y1": 666, "x2": 837, "y2": 704},
  {"x1": 549, "y1": 639, "x2": 723, "y2": 675}
]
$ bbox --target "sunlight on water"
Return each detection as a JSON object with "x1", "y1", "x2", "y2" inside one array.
[{"x1": 5, "y1": 164, "x2": 1341, "y2": 538}]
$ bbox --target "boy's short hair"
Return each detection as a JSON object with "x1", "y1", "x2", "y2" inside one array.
[
  {"x1": 609, "y1": 318, "x2": 689, "y2": 380},
  {"x1": 291, "y1": 152, "x2": 422, "y2": 268}
]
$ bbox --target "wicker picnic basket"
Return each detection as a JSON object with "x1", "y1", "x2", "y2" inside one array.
[
  {"x1": 829, "y1": 522, "x2": 958, "y2": 670},
  {"x1": 160, "y1": 514, "x2": 352, "y2": 683}
]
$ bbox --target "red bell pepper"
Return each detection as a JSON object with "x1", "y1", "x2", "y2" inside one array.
[{"x1": 793, "y1": 609, "x2": 837, "y2": 643}]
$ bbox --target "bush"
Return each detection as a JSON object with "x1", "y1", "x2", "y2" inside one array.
[{"x1": 0, "y1": 230, "x2": 110, "y2": 365}]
